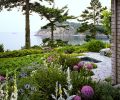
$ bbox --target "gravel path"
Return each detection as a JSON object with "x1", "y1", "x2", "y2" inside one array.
[{"x1": 78, "y1": 52, "x2": 111, "y2": 81}]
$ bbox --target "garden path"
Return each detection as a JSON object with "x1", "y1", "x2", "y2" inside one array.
[{"x1": 78, "y1": 52, "x2": 111, "y2": 81}]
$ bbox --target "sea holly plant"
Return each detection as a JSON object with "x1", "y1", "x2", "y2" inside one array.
[{"x1": 0, "y1": 75, "x2": 6, "y2": 100}]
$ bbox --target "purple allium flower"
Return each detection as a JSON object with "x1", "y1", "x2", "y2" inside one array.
[
  {"x1": 0, "y1": 76, "x2": 5, "y2": 81},
  {"x1": 73, "y1": 95, "x2": 81, "y2": 100},
  {"x1": 86, "y1": 63, "x2": 93, "y2": 70},
  {"x1": 81, "y1": 85, "x2": 94, "y2": 98},
  {"x1": 73, "y1": 65, "x2": 79, "y2": 71},
  {"x1": 24, "y1": 84, "x2": 30, "y2": 89},
  {"x1": 77, "y1": 61, "x2": 84, "y2": 69}
]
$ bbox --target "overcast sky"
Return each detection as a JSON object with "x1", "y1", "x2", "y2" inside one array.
[{"x1": 0, "y1": 0, "x2": 111, "y2": 33}]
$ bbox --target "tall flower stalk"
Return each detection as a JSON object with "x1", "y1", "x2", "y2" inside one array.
[
  {"x1": 67, "y1": 67, "x2": 72, "y2": 91},
  {"x1": 5, "y1": 70, "x2": 8, "y2": 100},
  {"x1": 10, "y1": 71, "x2": 18, "y2": 100}
]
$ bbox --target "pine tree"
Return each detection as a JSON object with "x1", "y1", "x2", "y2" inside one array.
[
  {"x1": 0, "y1": 0, "x2": 53, "y2": 49},
  {"x1": 32, "y1": 2, "x2": 74, "y2": 42},
  {"x1": 77, "y1": 0, "x2": 106, "y2": 38}
]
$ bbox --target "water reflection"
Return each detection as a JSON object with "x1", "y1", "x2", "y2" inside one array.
[{"x1": 0, "y1": 32, "x2": 109, "y2": 50}]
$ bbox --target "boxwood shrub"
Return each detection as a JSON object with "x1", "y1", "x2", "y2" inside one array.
[
  {"x1": 0, "y1": 49, "x2": 43, "y2": 58},
  {"x1": 85, "y1": 39, "x2": 105, "y2": 52}
]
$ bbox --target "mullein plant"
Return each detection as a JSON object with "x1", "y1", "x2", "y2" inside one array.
[
  {"x1": 0, "y1": 76, "x2": 6, "y2": 100},
  {"x1": 51, "y1": 67, "x2": 76, "y2": 100},
  {"x1": 10, "y1": 71, "x2": 18, "y2": 100},
  {"x1": 0, "y1": 71, "x2": 18, "y2": 100},
  {"x1": 0, "y1": 70, "x2": 9, "y2": 100},
  {"x1": 5, "y1": 70, "x2": 9, "y2": 100}
]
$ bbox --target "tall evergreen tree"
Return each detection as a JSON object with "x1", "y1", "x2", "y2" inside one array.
[
  {"x1": 77, "y1": 0, "x2": 106, "y2": 38},
  {"x1": 0, "y1": 0, "x2": 53, "y2": 49},
  {"x1": 32, "y1": 2, "x2": 74, "y2": 42}
]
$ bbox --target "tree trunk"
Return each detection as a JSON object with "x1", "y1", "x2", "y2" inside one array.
[
  {"x1": 92, "y1": 8, "x2": 96, "y2": 39},
  {"x1": 25, "y1": 0, "x2": 30, "y2": 49},
  {"x1": 51, "y1": 23, "x2": 54, "y2": 42}
]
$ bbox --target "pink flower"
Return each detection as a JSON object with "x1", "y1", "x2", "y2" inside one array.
[
  {"x1": 73, "y1": 95, "x2": 81, "y2": 100},
  {"x1": 73, "y1": 65, "x2": 79, "y2": 71},
  {"x1": 81, "y1": 85, "x2": 94, "y2": 99},
  {"x1": 47, "y1": 56, "x2": 53, "y2": 62},
  {"x1": 86, "y1": 63, "x2": 93, "y2": 70},
  {"x1": 77, "y1": 61, "x2": 85, "y2": 69},
  {"x1": 0, "y1": 76, "x2": 5, "y2": 81}
]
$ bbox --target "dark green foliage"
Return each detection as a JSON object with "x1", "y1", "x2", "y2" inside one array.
[
  {"x1": 30, "y1": 45, "x2": 42, "y2": 49},
  {"x1": 70, "y1": 71, "x2": 94, "y2": 95},
  {"x1": 64, "y1": 46, "x2": 75, "y2": 54},
  {"x1": 0, "y1": 44, "x2": 4, "y2": 52},
  {"x1": 0, "y1": 49, "x2": 43, "y2": 58},
  {"x1": 93, "y1": 83, "x2": 120, "y2": 100},
  {"x1": 59, "y1": 54, "x2": 80, "y2": 70},
  {"x1": 42, "y1": 38, "x2": 68, "y2": 47},
  {"x1": 55, "y1": 39, "x2": 68, "y2": 46},
  {"x1": 42, "y1": 38, "x2": 51, "y2": 44},
  {"x1": 84, "y1": 34, "x2": 94, "y2": 42},
  {"x1": 85, "y1": 39, "x2": 105, "y2": 52}
]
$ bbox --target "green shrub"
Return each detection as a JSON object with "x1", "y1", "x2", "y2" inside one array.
[
  {"x1": 0, "y1": 44, "x2": 4, "y2": 52},
  {"x1": 0, "y1": 54, "x2": 43, "y2": 74},
  {"x1": 74, "y1": 46, "x2": 88, "y2": 53},
  {"x1": 0, "y1": 49, "x2": 43, "y2": 58},
  {"x1": 64, "y1": 46, "x2": 75, "y2": 54},
  {"x1": 55, "y1": 46, "x2": 88, "y2": 54},
  {"x1": 85, "y1": 39, "x2": 105, "y2": 52},
  {"x1": 42, "y1": 38, "x2": 68, "y2": 47},
  {"x1": 93, "y1": 83, "x2": 120, "y2": 100},
  {"x1": 85, "y1": 34, "x2": 94, "y2": 42},
  {"x1": 59, "y1": 54, "x2": 80, "y2": 70},
  {"x1": 70, "y1": 71, "x2": 94, "y2": 95},
  {"x1": 30, "y1": 45, "x2": 42, "y2": 49},
  {"x1": 17, "y1": 66, "x2": 67, "y2": 100}
]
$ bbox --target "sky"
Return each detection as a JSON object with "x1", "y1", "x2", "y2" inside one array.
[{"x1": 0, "y1": 0, "x2": 111, "y2": 33}]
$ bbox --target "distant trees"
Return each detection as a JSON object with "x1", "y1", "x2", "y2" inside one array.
[
  {"x1": 101, "y1": 10, "x2": 111, "y2": 35},
  {"x1": 77, "y1": 0, "x2": 106, "y2": 38},
  {"x1": 32, "y1": 2, "x2": 74, "y2": 42}
]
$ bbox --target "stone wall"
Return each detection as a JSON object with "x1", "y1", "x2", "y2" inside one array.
[{"x1": 111, "y1": 0, "x2": 120, "y2": 84}]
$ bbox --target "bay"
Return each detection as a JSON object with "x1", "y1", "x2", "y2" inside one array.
[
  {"x1": 0, "y1": 32, "x2": 42, "y2": 50},
  {"x1": 0, "y1": 32, "x2": 110, "y2": 51}
]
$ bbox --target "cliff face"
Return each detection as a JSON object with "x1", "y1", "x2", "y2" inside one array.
[
  {"x1": 36, "y1": 22, "x2": 80, "y2": 37},
  {"x1": 35, "y1": 21, "x2": 109, "y2": 40}
]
